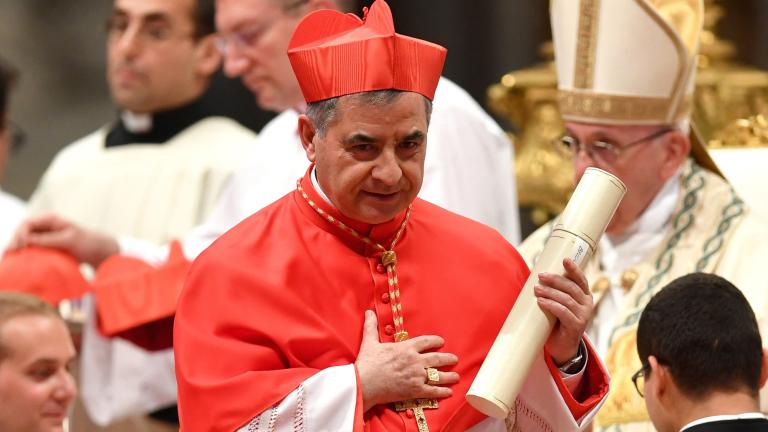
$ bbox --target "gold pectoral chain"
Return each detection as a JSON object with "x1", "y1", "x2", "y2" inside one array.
[{"x1": 296, "y1": 181, "x2": 437, "y2": 430}]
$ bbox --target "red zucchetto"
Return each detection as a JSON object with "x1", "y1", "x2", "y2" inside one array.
[{"x1": 287, "y1": 0, "x2": 447, "y2": 102}]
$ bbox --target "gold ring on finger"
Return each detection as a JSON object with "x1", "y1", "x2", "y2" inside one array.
[{"x1": 425, "y1": 367, "x2": 440, "y2": 385}]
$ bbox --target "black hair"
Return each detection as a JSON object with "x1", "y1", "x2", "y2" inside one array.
[
  {"x1": 0, "y1": 57, "x2": 17, "y2": 129},
  {"x1": 192, "y1": 0, "x2": 216, "y2": 39},
  {"x1": 637, "y1": 272, "x2": 763, "y2": 399}
]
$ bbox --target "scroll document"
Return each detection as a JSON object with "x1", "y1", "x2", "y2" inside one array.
[{"x1": 467, "y1": 167, "x2": 626, "y2": 418}]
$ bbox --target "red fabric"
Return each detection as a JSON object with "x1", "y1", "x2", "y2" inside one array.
[
  {"x1": 93, "y1": 240, "x2": 190, "y2": 339},
  {"x1": 287, "y1": 0, "x2": 446, "y2": 102},
  {"x1": 544, "y1": 339, "x2": 610, "y2": 421},
  {"x1": 174, "y1": 167, "x2": 608, "y2": 431},
  {"x1": 0, "y1": 247, "x2": 91, "y2": 304}
]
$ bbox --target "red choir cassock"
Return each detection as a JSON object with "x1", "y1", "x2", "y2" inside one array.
[{"x1": 174, "y1": 167, "x2": 608, "y2": 431}]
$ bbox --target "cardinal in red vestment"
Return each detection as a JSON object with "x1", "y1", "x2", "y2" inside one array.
[{"x1": 174, "y1": 1, "x2": 609, "y2": 431}]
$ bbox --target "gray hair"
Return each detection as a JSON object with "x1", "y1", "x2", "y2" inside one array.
[{"x1": 306, "y1": 90, "x2": 433, "y2": 137}]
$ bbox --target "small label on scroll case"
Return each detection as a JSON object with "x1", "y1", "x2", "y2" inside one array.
[{"x1": 569, "y1": 236, "x2": 591, "y2": 267}]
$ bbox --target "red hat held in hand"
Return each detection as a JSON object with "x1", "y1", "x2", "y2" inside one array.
[{"x1": 0, "y1": 247, "x2": 90, "y2": 305}]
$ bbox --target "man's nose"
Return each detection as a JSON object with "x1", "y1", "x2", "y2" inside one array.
[
  {"x1": 573, "y1": 146, "x2": 595, "y2": 183},
  {"x1": 52, "y1": 370, "x2": 77, "y2": 403},
  {"x1": 222, "y1": 43, "x2": 250, "y2": 78},
  {"x1": 113, "y1": 26, "x2": 142, "y2": 59},
  {"x1": 371, "y1": 151, "x2": 402, "y2": 186}
]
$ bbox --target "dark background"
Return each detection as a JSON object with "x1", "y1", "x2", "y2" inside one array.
[{"x1": 1, "y1": 0, "x2": 766, "y2": 199}]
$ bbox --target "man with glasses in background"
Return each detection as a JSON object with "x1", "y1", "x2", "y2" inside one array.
[
  {"x1": 633, "y1": 273, "x2": 768, "y2": 432},
  {"x1": 519, "y1": 0, "x2": 768, "y2": 430},
  {"x1": 9, "y1": 0, "x2": 257, "y2": 431},
  {"x1": 0, "y1": 57, "x2": 25, "y2": 254},
  {"x1": 209, "y1": 0, "x2": 520, "y2": 242}
]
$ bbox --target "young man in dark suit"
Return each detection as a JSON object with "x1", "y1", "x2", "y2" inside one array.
[{"x1": 635, "y1": 273, "x2": 768, "y2": 431}]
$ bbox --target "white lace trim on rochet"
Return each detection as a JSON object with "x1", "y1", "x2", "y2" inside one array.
[{"x1": 238, "y1": 350, "x2": 602, "y2": 432}]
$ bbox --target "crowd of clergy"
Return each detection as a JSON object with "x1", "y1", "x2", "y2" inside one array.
[{"x1": 0, "y1": 0, "x2": 767, "y2": 431}]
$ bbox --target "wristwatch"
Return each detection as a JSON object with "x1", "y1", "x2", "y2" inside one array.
[{"x1": 557, "y1": 340, "x2": 586, "y2": 374}]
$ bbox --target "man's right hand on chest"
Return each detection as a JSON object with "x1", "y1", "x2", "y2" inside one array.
[{"x1": 354, "y1": 310, "x2": 460, "y2": 412}]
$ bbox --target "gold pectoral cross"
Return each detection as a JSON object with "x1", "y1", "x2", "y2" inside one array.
[{"x1": 394, "y1": 399, "x2": 439, "y2": 432}]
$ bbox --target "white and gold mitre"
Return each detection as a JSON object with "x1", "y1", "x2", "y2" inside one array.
[{"x1": 551, "y1": 0, "x2": 703, "y2": 125}]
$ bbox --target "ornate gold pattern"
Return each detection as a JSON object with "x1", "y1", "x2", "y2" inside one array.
[
  {"x1": 574, "y1": 0, "x2": 601, "y2": 89},
  {"x1": 591, "y1": 276, "x2": 610, "y2": 294},
  {"x1": 394, "y1": 399, "x2": 440, "y2": 410},
  {"x1": 425, "y1": 367, "x2": 440, "y2": 385},
  {"x1": 594, "y1": 331, "x2": 648, "y2": 426},
  {"x1": 394, "y1": 331, "x2": 409, "y2": 342},
  {"x1": 381, "y1": 250, "x2": 397, "y2": 267},
  {"x1": 709, "y1": 114, "x2": 768, "y2": 148},
  {"x1": 620, "y1": 269, "x2": 639, "y2": 292},
  {"x1": 558, "y1": 91, "x2": 692, "y2": 124}
]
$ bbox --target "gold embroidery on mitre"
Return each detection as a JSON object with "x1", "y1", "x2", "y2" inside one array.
[
  {"x1": 558, "y1": 91, "x2": 692, "y2": 124},
  {"x1": 595, "y1": 330, "x2": 650, "y2": 428},
  {"x1": 574, "y1": 0, "x2": 601, "y2": 89}
]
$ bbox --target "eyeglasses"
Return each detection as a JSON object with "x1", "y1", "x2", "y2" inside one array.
[
  {"x1": 631, "y1": 364, "x2": 650, "y2": 398},
  {"x1": 106, "y1": 16, "x2": 195, "y2": 46},
  {"x1": 214, "y1": 0, "x2": 308, "y2": 55},
  {"x1": 554, "y1": 127, "x2": 675, "y2": 164}
]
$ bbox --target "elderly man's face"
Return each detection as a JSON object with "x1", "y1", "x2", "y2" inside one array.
[
  {"x1": 106, "y1": 0, "x2": 219, "y2": 113},
  {"x1": 215, "y1": 0, "x2": 313, "y2": 112},
  {"x1": 564, "y1": 122, "x2": 685, "y2": 235},
  {"x1": 0, "y1": 315, "x2": 77, "y2": 432},
  {"x1": 304, "y1": 92, "x2": 428, "y2": 224}
]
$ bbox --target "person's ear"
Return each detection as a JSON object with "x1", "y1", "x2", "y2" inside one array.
[
  {"x1": 297, "y1": 115, "x2": 317, "y2": 162},
  {"x1": 193, "y1": 34, "x2": 223, "y2": 78},
  {"x1": 758, "y1": 348, "x2": 768, "y2": 389},
  {"x1": 659, "y1": 129, "x2": 690, "y2": 179},
  {"x1": 648, "y1": 355, "x2": 669, "y2": 399}
]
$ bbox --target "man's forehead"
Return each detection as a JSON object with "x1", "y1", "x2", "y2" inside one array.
[
  {"x1": 113, "y1": 0, "x2": 195, "y2": 22},
  {"x1": 0, "y1": 316, "x2": 74, "y2": 363},
  {"x1": 215, "y1": 0, "x2": 281, "y2": 30}
]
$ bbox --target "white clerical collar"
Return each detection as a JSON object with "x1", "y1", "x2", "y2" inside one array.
[
  {"x1": 680, "y1": 412, "x2": 767, "y2": 431},
  {"x1": 310, "y1": 165, "x2": 333, "y2": 206},
  {"x1": 598, "y1": 167, "x2": 681, "y2": 273},
  {"x1": 120, "y1": 111, "x2": 152, "y2": 134}
]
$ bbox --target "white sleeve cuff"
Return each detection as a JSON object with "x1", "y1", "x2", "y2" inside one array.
[
  {"x1": 116, "y1": 236, "x2": 170, "y2": 266},
  {"x1": 237, "y1": 364, "x2": 357, "y2": 432}
]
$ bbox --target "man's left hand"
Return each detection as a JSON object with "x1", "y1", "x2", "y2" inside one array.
[{"x1": 534, "y1": 258, "x2": 593, "y2": 366}]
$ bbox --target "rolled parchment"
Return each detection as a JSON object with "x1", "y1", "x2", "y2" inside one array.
[{"x1": 466, "y1": 167, "x2": 626, "y2": 419}]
